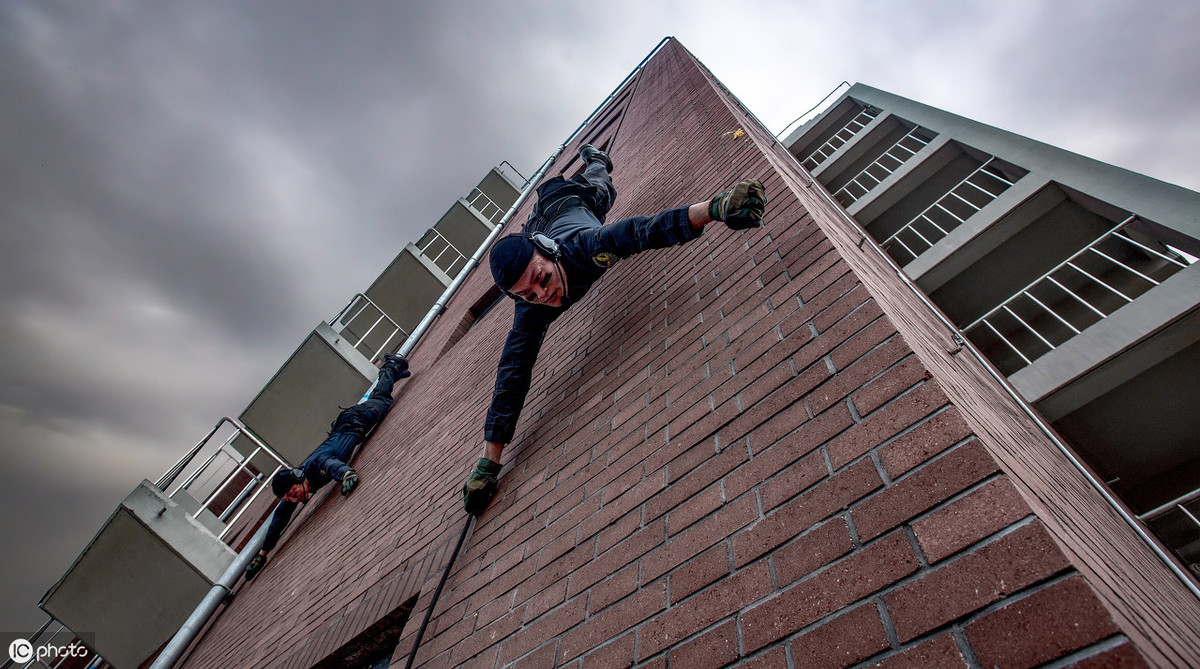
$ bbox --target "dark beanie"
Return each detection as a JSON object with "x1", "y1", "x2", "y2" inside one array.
[
  {"x1": 489, "y1": 235, "x2": 536, "y2": 291},
  {"x1": 271, "y1": 468, "x2": 305, "y2": 498}
]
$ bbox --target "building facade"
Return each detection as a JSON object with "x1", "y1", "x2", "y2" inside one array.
[
  {"x1": 39, "y1": 38, "x2": 1200, "y2": 668},
  {"x1": 784, "y1": 86, "x2": 1200, "y2": 570},
  {"x1": 36, "y1": 167, "x2": 521, "y2": 669}
]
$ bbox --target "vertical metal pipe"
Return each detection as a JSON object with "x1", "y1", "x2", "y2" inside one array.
[{"x1": 397, "y1": 38, "x2": 672, "y2": 357}]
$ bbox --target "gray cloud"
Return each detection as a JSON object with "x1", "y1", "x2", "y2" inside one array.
[{"x1": 1, "y1": 0, "x2": 1197, "y2": 637}]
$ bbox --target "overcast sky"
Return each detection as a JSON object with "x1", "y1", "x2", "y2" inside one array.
[{"x1": 2, "y1": 0, "x2": 1197, "y2": 638}]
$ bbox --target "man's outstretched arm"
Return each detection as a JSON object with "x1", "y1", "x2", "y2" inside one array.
[
  {"x1": 466, "y1": 303, "x2": 558, "y2": 516},
  {"x1": 586, "y1": 179, "x2": 766, "y2": 260}
]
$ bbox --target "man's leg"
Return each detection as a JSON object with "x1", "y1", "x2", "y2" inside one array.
[
  {"x1": 537, "y1": 146, "x2": 618, "y2": 226},
  {"x1": 328, "y1": 359, "x2": 405, "y2": 436},
  {"x1": 352, "y1": 353, "x2": 407, "y2": 419},
  {"x1": 576, "y1": 148, "x2": 616, "y2": 220}
]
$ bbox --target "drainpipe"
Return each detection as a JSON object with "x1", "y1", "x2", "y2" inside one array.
[
  {"x1": 398, "y1": 36, "x2": 670, "y2": 359},
  {"x1": 150, "y1": 36, "x2": 674, "y2": 669}
]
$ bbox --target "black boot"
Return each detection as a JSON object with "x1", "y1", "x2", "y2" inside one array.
[{"x1": 579, "y1": 144, "x2": 613, "y2": 173}]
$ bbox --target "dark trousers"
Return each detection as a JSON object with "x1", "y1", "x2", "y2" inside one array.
[{"x1": 531, "y1": 160, "x2": 616, "y2": 231}]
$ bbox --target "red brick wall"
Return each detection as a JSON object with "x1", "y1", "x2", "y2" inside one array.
[{"x1": 178, "y1": 38, "x2": 1200, "y2": 669}]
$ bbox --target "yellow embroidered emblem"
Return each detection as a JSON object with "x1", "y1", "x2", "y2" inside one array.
[{"x1": 592, "y1": 251, "x2": 617, "y2": 268}]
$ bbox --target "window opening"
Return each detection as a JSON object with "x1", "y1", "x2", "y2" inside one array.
[
  {"x1": 438, "y1": 285, "x2": 505, "y2": 358},
  {"x1": 311, "y1": 593, "x2": 419, "y2": 669}
]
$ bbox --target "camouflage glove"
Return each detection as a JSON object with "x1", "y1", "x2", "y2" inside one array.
[
  {"x1": 244, "y1": 553, "x2": 266, "y2": 580},
  {"x1": 462, "y1": 458, "x2": 502, "y2": 516},
  {"x1": 709, "y1": 179, "x2": 767, "y2": 230}
]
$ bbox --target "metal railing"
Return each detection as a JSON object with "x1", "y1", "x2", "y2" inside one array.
[
  {"x1": 963, "y1": 215, "x2": 1193, "y2": 372},
  {"x1": 691, "y1": 42, "x2": 1200, "y2": 598},
  {"x1": 834, "y1": 124, "x2": 933, "y2": 207},
  {"x1": 881, "y1": 156, "x2": 1018, "y2": 265},
  {"x1": 801, "y1": 105, "x2": 878, "y2": 171},
  {"x1": 161, "y1": 417, "x2": 290, "y2": 540},
  {"x1": 330, "y1": 293, "x2": 409, "y2": 362},
  {"x1": 1141, "y1": 488, "x2": 1200, "y2": 526},
  {"x1": 0, "y1": 617, "x2": 104, "y2": 669},
  {"x1": 497, "y1": 160, "x2": 529, "y2": 188},
  {"x1": 1139, "y1": 487, "x2": 1200, "y2": 577},
  {"x1": 465, "y1": 188, "x2": 505, "y2": 223},
  {"x1": 416, "y1": 228, "x2": 470, "y2": 277}
]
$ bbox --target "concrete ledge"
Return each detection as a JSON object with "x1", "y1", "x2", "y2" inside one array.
[
  {"x1": 1014, "y1": 263, "x2": 1200, "y2": 414},
  {"x1": 41, "y1": 481, "x2": 237, "y2": 669}
]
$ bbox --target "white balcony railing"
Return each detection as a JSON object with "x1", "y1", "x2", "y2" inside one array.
[
  {"x1": 881, "y1": 156, "x2": 1018, "y2": 265},
  {"x1": 801, "y1": 105, "x2": 879, "y2": 171},
  {"x1": 963, "y1": 215, "x2": 1194, "y2": 372},
  {"x1": 330, "y1": 293, "x2": 408, "y2": 362},
  {"x1": 465, "y1": 188, "x2": 506, "y2": 223},
  {"x1": 417, "y1": 228, "x2": 470, "y2": 277},
  {"x1": 834, "y1": 125, "x2": 933, "y2": 207},
  {"x1": 156, "y1": 417, "x2": 289, "y2": 540}
]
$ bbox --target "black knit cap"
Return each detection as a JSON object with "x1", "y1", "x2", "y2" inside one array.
[
  {"x1": 489, "y1": 235, "x2": 535, "y2": 292},
  {"x1": 271, "y1": 468, "x2": 306, "y2": 497}
]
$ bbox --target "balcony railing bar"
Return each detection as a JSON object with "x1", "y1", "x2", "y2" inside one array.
[
  {"x1": 1181, "y1": 505, "x2": 1200, "y2": 531},
  {"x1": 802, "y1": 106, "x2": 878, "y2": 170},
  {"x1": 466, "y1": 188, "x2": 505, "y2": 223},
  {"x1": 330, "y1": 293, "x2": 409, "y2": 362},
  {"x1": 158, "y1": 417, "x2": 289, "y2": 540},
  {"x1": 1108, "y1": 230, "x2": 1192, "y2": 271},
  {"x1": 417, "y1": 228, "x2": 470, "y2": 276},
  {"x1": 218, "y1": 473, "x2": 264, "y2": 523},
  {"x1": 1045, "y1": 275, "x2": 1108, "y2": 321},
  {"x1": 1141, "y1": 486, "x2": 1200, "y2": 521},
  {"x1": 982, "y1": 318, "x2": 1033, "y2": 366},
  {"x1": 905, "y1": 218, "x2": 938, "y2": 250},
  {"x1": 835, "y1": 126, "x2": 931, "y2": 206},
  {"x1": 1002, "y1": 303, "x2": 1055, "y2": 352},
  {"x1": 176, "y1": 448, "x2": 225, "y2": 494},
  {"x1": 1064, "y1": 259, "x2": 1135, "y2": 303},
  {"x1": 888, "y1": 235, "x2": 918, "y2": 263},
  {"x1": 1024, "y1": 290, "x2": 1080, "y2": 335},
  {"x1": 881, "y1": 156, "x2": 1013, "y2": 254},
  {"x1": 1088, "y1": 245, "x2": 1165, "y2": 288},
  {"x1": 964, "y1": 215, "x2": 1137, "y2": 332}
]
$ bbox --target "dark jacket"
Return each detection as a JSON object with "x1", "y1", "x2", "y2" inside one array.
[{"x1": 484, "y1": 203, "x2": 699, "y2": 444}]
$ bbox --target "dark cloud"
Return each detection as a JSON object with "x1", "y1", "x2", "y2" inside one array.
[{"x1": 1, "y1": 0, "x2": 1197, "y2": 639}]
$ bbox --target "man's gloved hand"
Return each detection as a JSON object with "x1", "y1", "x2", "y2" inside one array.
[
  {"x1": 382, "y1": 353, "x2": 411, "y2": 379},
  {"x1": 709, "y1": 179, "x2": 767, "y2": 230},
  {"x1": 462, "y1": 458, "x2": 502, "y2": 516},
  {"x1": 244, "y1": 553, "x2": 266, "y2": 581}
]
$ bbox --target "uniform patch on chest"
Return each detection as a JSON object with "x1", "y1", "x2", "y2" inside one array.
[{"x1": 591, "y1": 250, "x2": 617, "y2": 268}]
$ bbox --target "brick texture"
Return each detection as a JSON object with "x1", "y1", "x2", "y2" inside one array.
[
  {"x1": 175, "y1": 38, "x2": 1200, "y2": 669},
  {"x1": 965, "y1": 576, "x2": 1120, "y2": 668}
]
